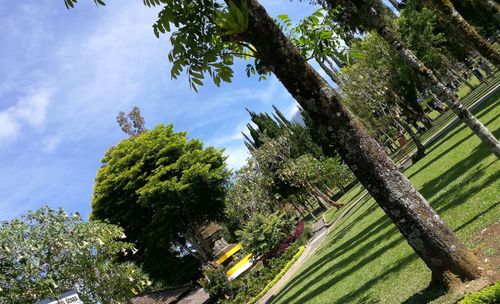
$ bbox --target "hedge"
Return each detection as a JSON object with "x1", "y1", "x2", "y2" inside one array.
[
  {"x1": 248, "y1": 246, "x2": 306, "y2": 304},
  {"x1": 458, "y1": 281, "x2": 500, "y2": 304}
]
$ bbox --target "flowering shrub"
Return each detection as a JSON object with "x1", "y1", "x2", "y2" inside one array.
[{"x1": 262, "y1": 221, "x2": 309, "y2": 261}]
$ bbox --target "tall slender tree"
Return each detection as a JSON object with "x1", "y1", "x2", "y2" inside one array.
[
  {"x1": 320, "y1": 0, "x2": 500, "y2": 158},
  {"x1": 68, "y1": 0, "x2": 483, "y2": 287},
  {"x1": 418, "y1": 0, "x2": 500, "y2": 65}
]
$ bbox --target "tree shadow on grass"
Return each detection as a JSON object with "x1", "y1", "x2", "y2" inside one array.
[
  {"x1": 271, "y1": 220, "x2": 400, "y2": 303},
  {"x1": 270, "y1": 98, "x2": 499, "y2": 303},
  {"x1": 277, "y1": 203, "x2": 390, "y2": 294},
  {"x1": 407, "y1": 96, "x2": 499, "y2": 180},
  {"x1": 455, "y1": 202, "x2": 500, "y2": 233},
  {"x1": 418, "y1": 143, "x2": 498, "y2": 216},
  {"x1": 407, "y1": 114, "x2": 498, "y2": 181},
  {"x1": 401, "y1": 281, "x2": 446, "y2": 304},
  {"x1": 271, "y1": 145, "x2": 498, "y2": 303}
]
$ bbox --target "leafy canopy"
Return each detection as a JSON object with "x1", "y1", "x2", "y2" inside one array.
[
  {"x1": 0, "y1": 206, "x2": 150, "y2": 304},
  {"x1": 91, "y1": 124, "x2": 230, "y2": 283}
]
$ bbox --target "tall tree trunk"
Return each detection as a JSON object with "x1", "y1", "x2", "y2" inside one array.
[
  {"x1": 185, "y1": 222, "x2": 212, "y2": 262},
  {"x1": 291, "y1": 200, "x2": 306, "y2": 217},
  {"x1": 449, "y1": 69, "x2": 475, "y2": 90},
  {"x1": 364, "y1": 0, "x2": 500, "y2": 158},
  {"x1": 314, "y1": 185, "x2": 344, "y2": 209},
  {"x1": 395, "y1": 116, "x2": 426, "y2": 161},
  {"x1": 241, "y1": 0, "x2": 482, "y2": 288},
  {"x1": 422, "y1": 0, "x2": 500, "y2": 66},
  {"x1": 317, "y1": 58, "x2": 341, "y2": 85},
  {"x1": 326, "y1": 55, "x2": 345, "y2": 69}
]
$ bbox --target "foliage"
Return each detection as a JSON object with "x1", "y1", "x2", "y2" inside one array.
[
  {"x1": 0, "y1": 206, "x2": 150, "y2": 304},
  {"x1": 91, "y1": 124, "x2": 230, "y2": 283},
  {"x1": 398, "y1": 5, "x2": 448, "y2": 73},
  {"x1": 262, "y1": 221, "x2": 311, "y2": 261},
  {"x1": 322, "y1": 156, "x2": 354, "y2": 191},
  {"x1": 221, "y1": 242, "x2": 305, "y2": 304},
  {"x1": 199, "y1": 265, "x2": 234, "y2": 299},
  {"x1": 224, "y1": 159, "x2": 274, "y2": 229},
  {"x1": 340, "y1": 32, "x2": 426, "y2": 142},
  {"x1": 116, "y1": 106, "x2": 147, "y2": 137},
  {"x1": 276, "y1": 9, "x2": 348, "y2": 65},
  {"x1": 245, "y1": 106, "x2": 324, "y2": 160},
  {"x1": 458, "y1": 281, "x2": 500, "y2": 304},
  {"x1": 236, "y1": 213, "x2": 292, "y2": 258}
]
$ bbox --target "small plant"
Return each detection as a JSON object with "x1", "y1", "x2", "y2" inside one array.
[
  {"x1": 458, "y1": 281, "x2": 500, "y2": 304},
  {"x1": 482, "y1": 246, "x2": 496, "y2": 256}
]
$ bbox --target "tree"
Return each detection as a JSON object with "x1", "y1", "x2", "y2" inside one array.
[
  {"x1": 340, "y1": 33, "x2": 427, "y2": 159},
  {"x1": 224, "y1": 159, "x2": 275, "y2": 229},
  {"x1": 279, "y1": 153, "x2": 344, "y2": 209},
  {"x1": 398, "y1": 6, "x2": 448, "y2": 73},
  {"x1": 417, "y1": 0, "x2": 500, "y2": 66},
  {"x1": 91, "y1": 124, "x2": 230, "y2": 283},
  {"x1": 451, "y1": 0, "x2": 500, "y2": 34},
  {"x1": 245, "y1": 106, "x2": 324, "y2": 159},
  {"x1": 69, "y1": 0, "x2": 482, "y2": 288},
  {"x1": 276, "y1": 9, "x2": 349, "y2": 85},
  {"x1": 236, "y1": 212, "x2": 292, "y2": 258},
  {"x1": 116, "y1": 106, "x2": 147, "y2": 137},
  {"x1": 322, "y1": 0, "x2": 500, "y2": 157},
  {"x1": 0, "y1": 206, "x2": 150, "y2": 304}
]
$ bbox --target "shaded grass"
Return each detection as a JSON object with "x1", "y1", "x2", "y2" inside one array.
[{"x1": 271, "y1": 90, "x2": 500, "y2": 304}]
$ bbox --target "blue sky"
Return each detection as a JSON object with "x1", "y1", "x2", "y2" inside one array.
[{"x1": 0, "y1": 0, "x2": 320, "y2": 220}]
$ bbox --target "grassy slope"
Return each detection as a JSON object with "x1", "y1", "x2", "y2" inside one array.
[{"x1": 272, "y1": 91, "x2": 500, "y2": 304}]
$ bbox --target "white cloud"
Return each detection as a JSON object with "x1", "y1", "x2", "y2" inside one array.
[
  {"x1": 0, "y1": 87, "x2": 52, "y2": 143},
  {"x1": 13, "y1": 88, "x2": 52, "y2": 128},
  {"x1": 42, "y1": 134, "x2": 63, "y2": 153},
  {"x1": 0, "y1": 112, "x2": 21, "y2": 140},
  {"x1": 224, "y1": 144, "x2": 249, "y2": 170}
]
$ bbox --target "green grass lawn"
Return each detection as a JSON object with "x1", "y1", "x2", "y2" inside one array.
[{"x1": 271, "y1": 90, "x2": 500, "y2": 304}]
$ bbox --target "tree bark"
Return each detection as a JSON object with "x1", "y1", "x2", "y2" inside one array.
[
  {"x1": 314, "y1": 185, "x2": 343, "y2": 209},
  {"x1": 396, "y1": 116, "x2": 426, "y2": 161},
  {"x1": 422, "y1": 0, "x2": 500, "y2": 66},
  {"x1": 241, "y1": 0, "x2": 482, "y2": 288},
  {"x1": 184, "y1": 223, "x2": 212, "y2": 262},
  {"x1": 317, "y1": 58, "x2": 341, "y2": 85},
  {"x1": 326, "y1": 55, "x2": 345, "y2": 69},
  {"x1": 364, "y1": 0, "x2": 500, "y2": 158}
]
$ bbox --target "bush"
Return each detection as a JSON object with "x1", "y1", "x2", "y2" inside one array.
[
  {"x1": 199, "y1": 265, "x2": 234, "y2": 299},
  {"x1": 458, "y1": 281, "x2": 500, "y2": 304},
  {"x1": 236, "y1": 212, "x2": 292, "y2": 258},
  {"x1": 262, "y1": 220, "x2": 311, "y2": 261}
]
